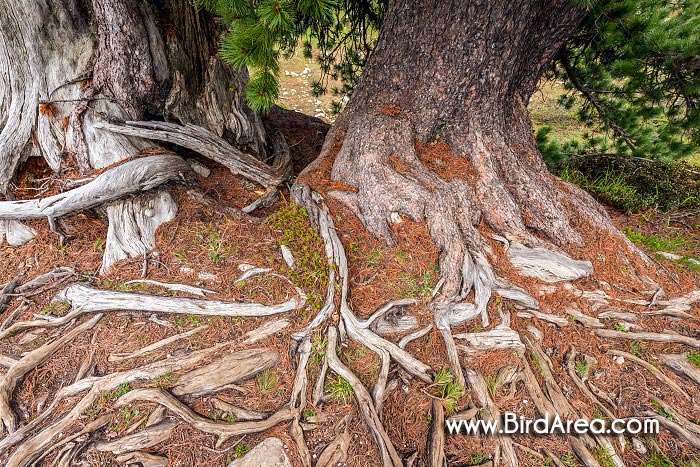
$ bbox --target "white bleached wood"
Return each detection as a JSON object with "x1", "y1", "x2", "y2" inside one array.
[
  {"x1": 0, "y1": 220, "x2": 36, "y2": 246},
  {"x1": 171, "y1": 348, "x2": 280, "y2": 397},
  {"x1": 95, "y1": 120, "x2": 288, "y2": 188},
  {"x1": 507, "y1": 241, "x2": 593, "y2": 283},
  {"x1": 0, "y1": 155, "x2": 191, "y2": 221},
  {"x1": 454, "y1": 324, "x2": 525, "y2": 353},
  {"x1": 108, "y1": 326, "x2": 208, "y2": 362},
  {"x1": 54, "y1": 283, "x2": 299, "y2": 316},
  {"x1": 122, "y1": 279, "x2": 216, "y2": 297}
]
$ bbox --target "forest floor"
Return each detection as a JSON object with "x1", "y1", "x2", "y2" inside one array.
[
  {"x1": 0, "y1": 55, "x2": 698, "y2": 467},
  {"x1": 0, "y1": 106, "x2": 698, "y2": 466}
]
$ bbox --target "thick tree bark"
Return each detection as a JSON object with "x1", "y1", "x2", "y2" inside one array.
[
  {"x1": 0, "y1": 0, "x2": 269, "y2": 270},
  {"x1": 296, "y1": 0, "x2": 632, "y2": 302}
]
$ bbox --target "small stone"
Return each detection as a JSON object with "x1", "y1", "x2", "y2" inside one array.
[
  {"x1": 281, "y1": 245, "x2": 295, "y2": 269},
  {"x1": 614, "y1": 355, "x2": 625, "y2": 365},
  {"x1": 179, "y1": 267, "x2": 193, "y2": 274},
  {"x1": 187, "y1": 159, "x2": 211, "y2": 178},
  {"x1": 390, "y1": 212, "x2": 402, "y2": 224},
  {"x1": 631, "y1": 438, "x2": 647, "y2": 455},
  {"x1": 228, "y1": 438, "x2": 291, "y2": 467}
]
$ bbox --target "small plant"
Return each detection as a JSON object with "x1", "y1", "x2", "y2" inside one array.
[
  {"x1": 188, "y1": 314, "x2": 202, "y2": 326},
  {"x1": 613, "y1": 322, "x2": 629, "y2": 332},
  {"x1": 303, "y1": 408, "x2": 317, "y2": 418},
  {"x1": 257, "y1": 370, "x2": 278, "y2": 394},
  {"x1": 624, "y1": 228, "x2": 691, "y2": 252},
  {"x1": 325, "y1": 374, "x2": 354, "y2": 403},
  {"x1": 201, "y1": 231, "x2": 231, "y2": 264},
  {"x1": 233, "y1": 443, "x2": 249, "y2": 458},
  {"x1": 110, "y1": 406, "x2": 140, "y2": 432},
  {"x1": 469, "y1": 451, "x2": 486, "y2": 465},
  {"x1": 593, "y1": 445, "x2": 615, "y2": 467},
  {"x1": 641, "y1": 450, "x2": 672, "y2": 467},
  {"x1": 484, "y1": 374, "x2": 497, "y2": 399},
  {"x1": 93, "y1": 238, "x2": 105, "y2": 253},
  {"x1": 560, "y1": 452, "x2": 577, "y2": 467},
  {"x1": 105, "y1": 383, "x2": 130, "y2": 401},
  {"x1": 630, "y1": 340, "x2": 648, "y2": 358},
  {"x1": 367, "y1": 248, "x2": 383, "y2": 267},
  {"x1": 433, "y1": 367, "x2": 464, "y2": 413},
  {"x1": 575, "y1": 359, "x2": 589, "y2": 378},
  {"x1": 687, "y1": 351, "x2": 700, "y2": 368},
  {"x1": 310, "y1": 334, "x2": 328, "y2": 364},
  {"x1": 265, "y1": 201, "x2": 329, "y2": 311}
]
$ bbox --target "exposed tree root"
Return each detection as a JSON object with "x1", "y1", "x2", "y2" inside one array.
[
  {"x1": 0, "y1": 314, "x2": 103, "y2": 434},
  {"x1": 55, "y1": 283, "x2": 301, "y2": 316},
  {"x1": 660, "y1": 353, "x2": 700, "y2": 386},
  {"x1": 607, "y1": 349, "x2": 690, "y2": 401},
  {"x1": 594, "y1": 329, "x2": 700, "y2": 348},
  {"x1": 325, "y1": 326, "x2": 404, "y2": 467},
  {"x1": 116, "y1": 388, "x2": 296, "y2": 448},
  {"x1": 108, "y1": 325, "x2": 208, "y2": 362}
]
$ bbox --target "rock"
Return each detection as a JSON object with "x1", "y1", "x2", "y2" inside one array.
[
  {"x1": 613, "y1": 355, "x2": 625, "y2": 365},
  {"x1": 280, "y1": 245, "x2": 295, "y2": 269},
  {"x1": 187, "y1": 159, "x2": 211, "y2": 178},
  {"x1": 631, "y1": 438, "x2": 647, "y2": 455},
  {"x1": 228, "y1": 438, "x2": 291, "y2": 467}
]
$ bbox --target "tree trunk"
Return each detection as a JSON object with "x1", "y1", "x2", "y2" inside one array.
[
  {"x1": 295, "y1": 0, "x2": 641, "y2": 306},
  {"x1": 0, "y1": 0, "x2": 268, "y2": 270}
]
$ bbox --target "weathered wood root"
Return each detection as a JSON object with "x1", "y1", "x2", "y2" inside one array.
[
  {"x1": 565, "y1": 346, "x2": 615, "y2": 420},
  {"x1": 325, "y1": 326, "x2": 403, "y2": 467},
  {"x1": 465, "y1": 368, "x2": 518, "y2": 467},
  {"x1": 108, "y1": 325, "x2": 208, "y2": 362},
  {"x1": 0, "y1": 338, "x2": 239, "y2": 457},
  {"x1": 660, "y1": 353, "x2": 700, "y2": 386},
  {"x1": 0, "y1": 154, "x2": 191, "y2": 222},
  {"x1": 607, "y1": 349, "x2": 690, "y2": 401},
  {"x1": 594, "y1": 329, "x2": 700, "y2": 348},
  {"x1": 172, "y1": 348, "x2": 280, "y2": 397},
  {"x1": 316, "y1": 431, "x2": 351, "y2": 467},
  {"x1": 427, "y1": 398, "x2": 446, "y2": 467},
  {"x1": 55, "y1": 283, "x2": 300, "y2": 316},
  {"x1": 0, "y1": 314, "x2": 103, "y2": 433},
  {"x1": 115, "y1": 388, "x2": 295, "y2": 448},
  {"x1": 101, "y1": 189, "x2": 178, "y2": 273},
  {"x1": 95, "y1": 120, "x2": 290, "y2": 189},
  {"x1": 94, "y1": 421, "x2": 177, "y2": 455}
]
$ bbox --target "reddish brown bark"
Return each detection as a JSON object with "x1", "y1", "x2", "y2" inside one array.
[{"x1": 297, "y1": 0, "x2": 622, "y2": 298}]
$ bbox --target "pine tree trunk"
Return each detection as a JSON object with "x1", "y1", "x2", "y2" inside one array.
[
  {"x1": 296, "y1": 0, "x2": 643, "y2": 302},
  {"x1": 0, "y1": 0, "x2": 268, "y2": 269}
]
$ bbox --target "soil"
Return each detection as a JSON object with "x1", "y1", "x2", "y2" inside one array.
[{"x1": 0, "y1": 108, "x2": 698, "y2": 467}]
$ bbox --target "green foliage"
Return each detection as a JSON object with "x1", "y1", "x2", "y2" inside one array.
[
  {"x1": 548, "y1": 0, "x2": 700, "y2": 161},
  {"x1": 593, "y1": 445, "x2": 616, "y2": 467},
  {"x1": 266, "y1": 200, "x2": 329, "y2": 312},
  {"x1": 624, "y1": 228, "x2": 692, "y2": 252},
  {"x1": 257, "y1": 369, "x2": 279, "y2": 394},
  {"x1": 197, "y1": 0, "x2": 384, "y2": 113},
  {"x1": 687, "y1": 351, "x2": 700, "y2": 368},
  {"x1": 575, "y1": 358, "x2": 590, "y2": 377},
  {"x1": 105, "y1": 383, "x2": 131, "y2": 401},
  {"x1": 433, "y1": 367, "x2": 464, "y2": 413},
  {"x1": 325, "y1": 374, "x2": 354, "y2": 403},
  {"x1": 555, "y1": 155, "x2": 700, "y2": 212},
  {"x1": 469, "y1": 451, "x2": 486, "y2": 465},
  {"x1": 560, "y1": 453, "x2": 577, "y2": 467}
]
